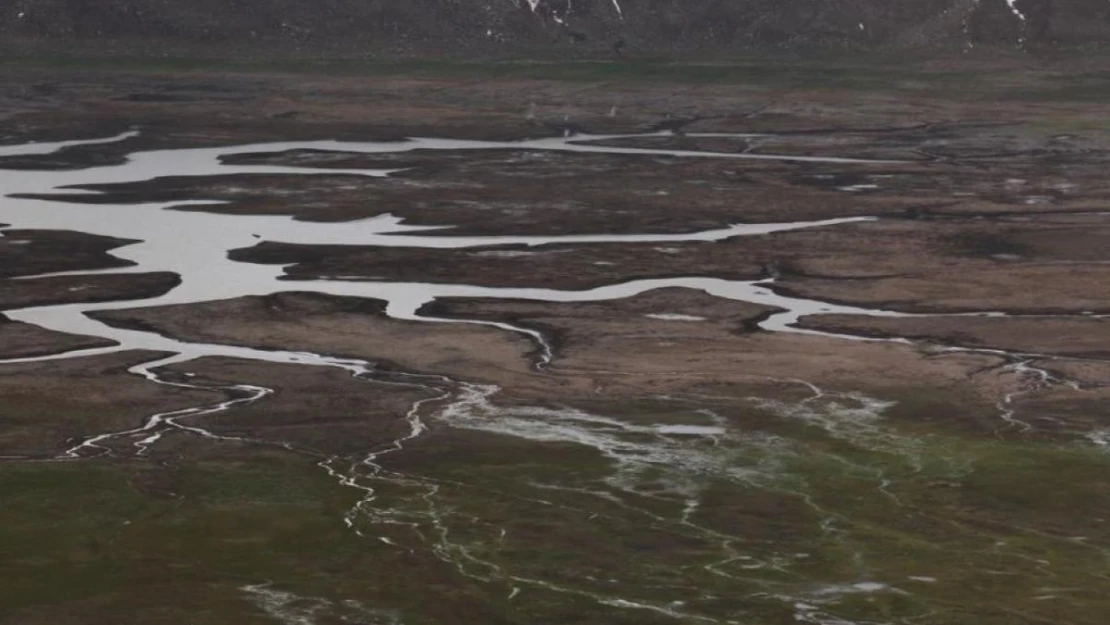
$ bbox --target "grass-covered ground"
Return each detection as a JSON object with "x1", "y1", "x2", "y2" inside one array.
[{"x1": 4, "y1": 390, "x2": 1110, "y2": 624}]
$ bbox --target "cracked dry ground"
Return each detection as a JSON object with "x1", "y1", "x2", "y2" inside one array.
[{"x1": 2, "y1": 63, "x2": 1110, "y2": 625}]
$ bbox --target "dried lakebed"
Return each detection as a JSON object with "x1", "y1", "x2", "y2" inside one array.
[{"x1": 2, "y1": 129, "x2": 1110, "y2": 625}]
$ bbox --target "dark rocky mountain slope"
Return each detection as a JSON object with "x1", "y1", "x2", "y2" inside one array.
[{"x1": 0, "y1": 0, "x2": 1107, "y2": 57}]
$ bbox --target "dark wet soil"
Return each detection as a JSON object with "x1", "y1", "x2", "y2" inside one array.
[
  {"x1": 0, "y1": 272, "x2": 181, "y2": 312},
  {"x1": 91, "y1": 291, "x2": 538, "y2": 385},
  {"x1": 161, "y1": 357, "x2": 434, "y2": 457},
  {"x1": 0, "y1": 229, "x2": 138, "y2": 278},
  {"x1": 0, "y1": 317, "x2": 115, "y2": 359},
  {"x1": 0, "y1": 350, "x2": 209, "y2": 457},
  {"x1": 799, "y1": 313, "x2": 1110, "y2": 359}
]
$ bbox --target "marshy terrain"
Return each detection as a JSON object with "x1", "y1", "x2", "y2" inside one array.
[{"x1": 1, "y1": 60, "x2": 1110, "y2": 624}]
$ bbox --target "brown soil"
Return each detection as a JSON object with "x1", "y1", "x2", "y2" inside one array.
[
  {"x1": 800, "y1": 313, "x2": 1110, "y2": 358},
  {"x1": 0, "y1": 229, "x2": 137, "y2": 278},
  {"x1": 92, "y1": 289, "x2": 1015, "y2": 433},
  {"x1": 2, "y1": 64, "x2": 1105, "y2": 438},
  {"x1": 0, "y1": 350, "x2": 212, "y2": 457},
  {"x1": 2, "y1": 66, "x2": 1108, "y2": 439},
  {"x1": 161, "y1": 357, "x2": 435, "y2": 457},
  {"x1": 0, "y1": 318, "x2": 115, "y2": 359},
  {"x1": 91, "y1": 292, "x2": 540, "y2": 385},
  {"x1": 0, "y1": 272, "x2": 180, "y2": 311}
]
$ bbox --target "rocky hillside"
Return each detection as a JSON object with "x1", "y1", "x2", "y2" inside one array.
[{"x1": 0, "y1": 0, "x2": 1107, "y2": 57}]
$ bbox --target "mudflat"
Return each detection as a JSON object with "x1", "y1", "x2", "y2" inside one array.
[{"x1": 2, "y1": 60, "x2": 1110, "y2": 625}]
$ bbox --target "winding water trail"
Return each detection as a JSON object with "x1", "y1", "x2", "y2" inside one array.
[{"x1": 0, "y1": 129, "x2": 922, "y2": 371}]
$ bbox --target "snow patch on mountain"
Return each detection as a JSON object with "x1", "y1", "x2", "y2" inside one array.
[
  {"x1": 1004, "y1": 0, "x2": 1027, "y2": 22},
  {"x1": 517, "y1": 0, "x2": 624, "y2": 23}
]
